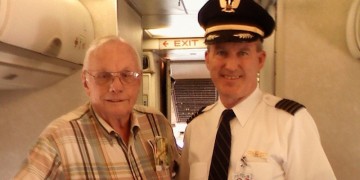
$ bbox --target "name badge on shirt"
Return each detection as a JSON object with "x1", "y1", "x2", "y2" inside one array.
[
  {"x1": 148, "y1": 136, "x2": 170, "y2": 171},
  {"x1": 233, "y1": 156, "x2": 253, "y2": 180}
]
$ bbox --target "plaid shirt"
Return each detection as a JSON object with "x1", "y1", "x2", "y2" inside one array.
[{"x1": 15, "y1": 103, "x2": 180, "y2": 180}]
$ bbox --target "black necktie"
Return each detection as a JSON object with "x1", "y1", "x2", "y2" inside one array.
[{"x1": 208, "y1": 109, "x2": 236, "y2": 180}]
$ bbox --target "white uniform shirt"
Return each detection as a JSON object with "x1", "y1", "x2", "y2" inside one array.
[{"x1": 178, "y1": 88, "x2": 336, "y2": 180}]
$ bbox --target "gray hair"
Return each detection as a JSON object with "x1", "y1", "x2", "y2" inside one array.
[{"x1": 82, "y1": 35, "x2": 140, "y2": 70}]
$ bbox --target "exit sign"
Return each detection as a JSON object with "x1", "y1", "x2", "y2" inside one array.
[{"x1": 159, "y1": 38, "x2": 206, "y2": 49}]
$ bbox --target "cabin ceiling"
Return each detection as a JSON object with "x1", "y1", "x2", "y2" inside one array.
[
  {"x1": 128, "y1": 0, "x2": 276, "y2": 29},
  {"x1": 127, "y1": 0, "x2": 207, "y2": 29},
  {"x1": 126, "y1": 0, "x2": 277, "y2": 62}
]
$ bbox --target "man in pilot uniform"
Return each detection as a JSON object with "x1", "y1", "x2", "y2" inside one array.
[{"x1": 177, "y1": 0, "x2": 336, "y2": 179}]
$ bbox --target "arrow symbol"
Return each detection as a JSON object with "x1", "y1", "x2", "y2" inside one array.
[{"x1": 162, "y1": 41, "x2": 168, "y2": 47}]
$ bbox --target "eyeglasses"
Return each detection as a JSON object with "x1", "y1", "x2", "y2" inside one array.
[{"x1": 85, "y1": 70, "x2": 142, "y2": 85}]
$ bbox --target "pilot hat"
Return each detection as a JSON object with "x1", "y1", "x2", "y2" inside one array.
[{"x1": 198, "y1": 0, "x2": 275, "y2": 44}]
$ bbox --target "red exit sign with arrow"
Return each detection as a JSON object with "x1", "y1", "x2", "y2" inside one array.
[{"x1": 159, "y1": 38, "x2": 206, "y2": 49}]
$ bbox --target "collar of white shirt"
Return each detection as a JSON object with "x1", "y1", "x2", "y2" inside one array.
[{"x1": 217, "y1": 87, "x2": 262, "y2": 127}]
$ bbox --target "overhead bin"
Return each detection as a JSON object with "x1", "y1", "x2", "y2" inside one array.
[
  {"x1": 0, "y1": 0, "x2": 95, "y2": 89},
  {"x1": 0, "y1": 0, "x2": 95, "y2": 63}
]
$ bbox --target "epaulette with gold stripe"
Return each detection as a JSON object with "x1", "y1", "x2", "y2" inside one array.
[
  {"x1": 275, "y1": 99, "x2": 305, "y2": 115},
  {"x1": 186, "y1": 106, "x2": 206, "y2": 124}
]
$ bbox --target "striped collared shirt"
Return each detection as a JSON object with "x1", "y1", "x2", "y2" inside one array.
[{"x1": 15, "y1": 103, "x2": 180, "y2": 179}]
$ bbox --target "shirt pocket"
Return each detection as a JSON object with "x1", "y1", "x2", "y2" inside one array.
[
  {"x1": 248, "y1": 161, "x2": 273, "y2": 180},
  {"x1": 189, "y1": 162, "x2": 208, "y2": 180}
]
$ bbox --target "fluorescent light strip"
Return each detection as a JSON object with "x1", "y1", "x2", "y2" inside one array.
[{"x1": 145, "y1": 26, "x2": 205, "y2": 38}]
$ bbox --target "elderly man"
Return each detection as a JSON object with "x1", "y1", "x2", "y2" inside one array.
[
  {"x1": 178, "y1": 0, "x2": 336, "y2": 180},
  {"x1": 15, "y1": 36, "x2": 180, "y2": 179}
]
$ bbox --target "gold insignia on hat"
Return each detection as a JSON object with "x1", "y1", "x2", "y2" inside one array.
[
  {"x1": 234, "y1": 33, "x2": 254, "y2": 39},
  {"x1": 206, "y1": 34, "x2": 220, "y2": 41},
  {"x1": 220, "y1": 0, "x2": 241, "y2": 13},
  {"x1": 205, "y1": 24, "x2": 265, "y2": 37}
]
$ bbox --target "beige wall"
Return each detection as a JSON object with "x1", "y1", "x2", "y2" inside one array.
[
  {"x1": 117, "y1": 0, "x2": 143, "y2": 55},
  {"x1": 276, "y1": 0, "x2": 360, "y2": 179},
  {"x1": 0, "y1": 71, "x2": 88, "y2": 178}
]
